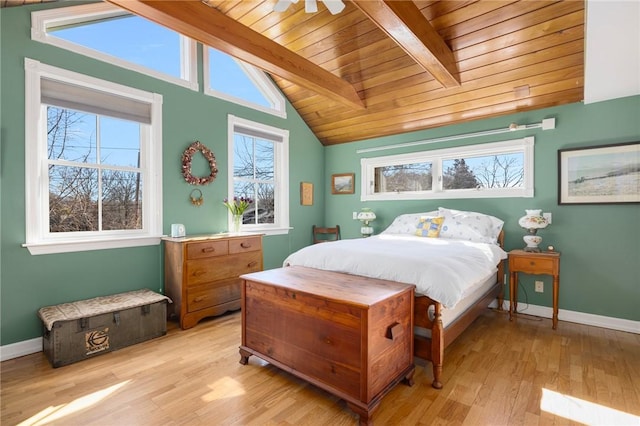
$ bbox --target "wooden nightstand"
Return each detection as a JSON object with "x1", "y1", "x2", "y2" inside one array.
[{"x1": 508, "y1": 250, "x2": 561, "y2": 329}]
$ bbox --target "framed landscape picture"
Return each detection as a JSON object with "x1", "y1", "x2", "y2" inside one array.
[
  {"x1": 558, "y1": 142, "x2": 640, "y2": 204},
  {"x1": 331, "y1": 173, "x2": 355, "y2": 194}
]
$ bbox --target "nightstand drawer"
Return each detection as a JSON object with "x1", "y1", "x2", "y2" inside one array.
[{"x1": 510, "y1": 256, "x2": 556, "y2": 274}]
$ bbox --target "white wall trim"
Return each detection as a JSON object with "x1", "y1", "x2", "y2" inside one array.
[
  {"x1": 492, "y1": 300, "x2": 640, "y2": 334},
  {"x1": 0, "y1": 337, "x2": 42, "y2": 362},
  {"x1": 3, "y1": 305, "x2": 638, "y2": 362}
]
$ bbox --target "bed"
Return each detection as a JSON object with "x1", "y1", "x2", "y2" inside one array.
[{"x1": 283, "y1": 207, "x2": 507, "y2": 388}]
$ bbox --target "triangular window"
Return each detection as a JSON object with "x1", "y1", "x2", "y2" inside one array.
[{"x1": 204, "y1": 47, "x2": 286, "y2": 118}]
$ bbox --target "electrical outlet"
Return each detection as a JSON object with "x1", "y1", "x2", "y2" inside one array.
[
  {"x1": 352, "y1": 211, "x2": 358, "y2": 220},
  {"x1": 543, "y1": 212, "x2": 552, "y2": 224},
  {"x1": 535, "y1": 281, "x2": 544, "y2": 293}
]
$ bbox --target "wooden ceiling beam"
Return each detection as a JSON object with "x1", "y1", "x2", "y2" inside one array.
[
  {"x1": 105, "y1": 0, "x2": 365, "y2": 110},
  {"x1": 351, "y1": 0, "x2": 460, "y2": 88}
]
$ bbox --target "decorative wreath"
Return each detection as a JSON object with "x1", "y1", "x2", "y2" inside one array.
[{"x1": 181, "y1": 141, "x2": 218, "y2": 185}]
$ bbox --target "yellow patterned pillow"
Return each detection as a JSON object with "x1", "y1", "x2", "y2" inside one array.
[{"x1": 415, "y1": 216, "x2": 445, "y2": 238}]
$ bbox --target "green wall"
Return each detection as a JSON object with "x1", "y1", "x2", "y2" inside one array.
[
  {"x1": 1, "y1": 3, "x2": 638, "y2": 347},
  {"x1": 0, "y1": 3, "x2": 325, "y2": 345},
  {"x1": 325, "y1": 97, "x2": 640, "y2": 322}
]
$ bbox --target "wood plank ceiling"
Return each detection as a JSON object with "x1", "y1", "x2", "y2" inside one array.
[{"x1": 66, "y1": 1, "x2": 590, "y2": 145}]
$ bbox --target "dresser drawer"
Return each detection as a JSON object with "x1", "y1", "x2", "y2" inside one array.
[
  {"x1": 187, "y1": 251, "x2": 262, "y2": 286},
  {"x1": 187, "y1": 240, "x2": 228, "y2": 259},
  {"x1": 229, "y1": 236, "x2": 261, "y2": 254},
  {"x1": 510, "y1": 256, "x2": 556, "y2": 274},
  {"x1": 187, "y1": 278, "x2": 241, "y2": 312},
  {"x1": 164, "y1": 234, "x2": 263, "y2": 329}
]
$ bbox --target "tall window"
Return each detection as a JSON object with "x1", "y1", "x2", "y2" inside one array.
[
  {"x1": 24, "y1": 59, "x2": 163, "y2": 255},
  {"x1": 205, "y1": 48, "x2": 286, "y2": 118},
  {"x1": 228, "y1": 116, "x2": 289, "y2": 235},
  {"x1": 361, "y1": 138, "x2": 534, "y2": 201},
  {"x1": 31, "y1": 3, "x2": 197, "y2": 90},
  {"x1": 47, "y1": 108, "x2": 146, "y2": 233}
]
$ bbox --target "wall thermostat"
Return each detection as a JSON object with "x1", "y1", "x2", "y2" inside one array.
[{"x1": 171, "y1": 224, "x2": 186, "y2": 238}]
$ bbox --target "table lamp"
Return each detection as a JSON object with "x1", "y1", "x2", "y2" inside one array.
[
  {"x1": 357, "y1": 208, "x2": 376, "y2": 237},
  {"x1": 518, "y1": 209, "x2": 548, "y2": 252}
]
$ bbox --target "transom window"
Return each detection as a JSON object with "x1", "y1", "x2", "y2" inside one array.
[
  {"x1": 228, "y1": 116, "x2": 289, "y2": 235},
  {"x1": 31, "y1": 3, "x2": 197, "y2": 90},
  {"x1": 24, "y1": 59, "x2": 163, "y2": 255},
  {"x1": 205, "y1": 48, "x2": 286, "y2": 118},
  {"x1": 361, "y1": 138, "x2": 534, "y2": 201}
]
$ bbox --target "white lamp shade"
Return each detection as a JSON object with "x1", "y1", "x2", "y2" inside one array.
[
  {"x1": 357, "y1": 211, "x2": 376, "y2": 222},
  {"x1": 518, "y1": 209, "x2": 548, "y2": 230}
]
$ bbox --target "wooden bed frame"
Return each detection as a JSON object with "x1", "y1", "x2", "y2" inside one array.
[{"x1": 413, "y1": 230, "x2": 505, "y2": 388}]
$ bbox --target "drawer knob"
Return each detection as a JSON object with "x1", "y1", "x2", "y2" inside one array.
[
  {"x1": 202, "y1": 247, "x2": 215, "y2": 253},
  {"x1": 247, "y1": 261, "x2": 258, "y2": 268},
  {"x1": 241, "y1": 242, "x2": 252, "y2": 249},
  {"x1": 193, "y1": 296, "x2": 205, "y2": 303},
  {"x1": 529, "y1": 261, "x2": 535, "y2": 266}
]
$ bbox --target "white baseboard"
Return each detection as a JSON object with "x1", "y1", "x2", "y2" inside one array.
[
  {"x1": 0, "y1": 337, "x2": 42, "y2": 362},
  {"x1": 1, "y1": 305, "x2": 638, "y2": 362},
  {"x1": 491, "y1": 300, "x2": 640, "y2": 334}
]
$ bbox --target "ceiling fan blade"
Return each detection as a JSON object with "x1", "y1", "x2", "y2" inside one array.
[
  {"x1": 322, "y1": 0, "x2": 345, "y2": 15},
  {"x1": 305, "y1": 0, "x2": 318, "y2": 13},
  {"x1": 273, "y1": 0, "x2": 298, "y2": 13}
]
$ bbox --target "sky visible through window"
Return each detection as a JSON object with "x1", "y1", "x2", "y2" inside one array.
[
  {"x1": 52, "y1": 13, "x2": 270, "y2": 107},
  {"x1": 52, "y1": 14, "x2": 181, "y2": 78},
  {"x1": 50, "y1": 12, "x2": 271, "y2": 166},
  {"x1": 209, "y1": 48, "x2": 271, "y2": 108}
]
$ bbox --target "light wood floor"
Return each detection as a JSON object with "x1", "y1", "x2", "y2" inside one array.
[{"x1": 2, "y1": 309, "x2": 639, "y2": 425}]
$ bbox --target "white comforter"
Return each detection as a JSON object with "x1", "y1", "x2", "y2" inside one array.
[{"x1": 283, "y1": 234, "x2": 507, "y2": 308}]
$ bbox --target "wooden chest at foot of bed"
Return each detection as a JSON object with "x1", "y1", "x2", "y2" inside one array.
[
  {"x1": 38, "y1": 289, "x2": 171, "y2": 367},
  {"x1": 239, "y1": 266, "x2": 415, "y2": 425}
]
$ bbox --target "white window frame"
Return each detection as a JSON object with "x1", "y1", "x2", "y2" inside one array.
[
  {"x1": 205, "y1": 48, "x2": 286, "y2": 118},
  {"x1": 228, "y1": 115, "x2": 290, "y2": 235},
  {"x1": 360, "y1": 137, "x2": 535, "y2": 201},
  {"x1": 31, "y1": 3, "x2": 198, "y2": 91},
  {"x1": 23, "y1": 58, "x2": 163, "y2": 255}
]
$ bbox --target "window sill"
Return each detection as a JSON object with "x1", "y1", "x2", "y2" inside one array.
[
  {"x1": 23, "y1": 236, "x2": 162, "y2": 255},
  {"x1": 239, "y1": 226, "x2": 291, "y2": 236}
]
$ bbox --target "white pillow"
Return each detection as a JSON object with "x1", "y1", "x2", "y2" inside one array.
[
  {"x1": 437, "y1": 207, "x2": 504, "y2": 244},
  {"x1": 381, "y1": 211, "x2": 438, "y2": 235}
]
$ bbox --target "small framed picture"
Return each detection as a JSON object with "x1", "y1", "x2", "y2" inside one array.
[
  {"x1": 558, "y1": 141, "x2": 640, "y2": 204},
  {"x1": 300, "y1": 182, "x2": 313, "y2": 205},
  {"x1": 331, "y1": 173, "x2": 355, "y2": 194}
]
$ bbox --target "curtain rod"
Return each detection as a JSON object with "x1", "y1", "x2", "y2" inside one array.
[{"x1": 356, "y1": 118, "x2": 556, "y2": 154}]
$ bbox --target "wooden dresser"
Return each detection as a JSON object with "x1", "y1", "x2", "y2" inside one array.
[
  {"x1": 163, "y1": 233, "x2": 263, "y2": 329},
  {"x1": 239, "y1": 266, "x2": 415, "y2": 425}
]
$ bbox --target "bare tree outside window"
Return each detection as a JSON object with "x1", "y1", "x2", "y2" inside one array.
[
  {"x1": 444, "y1": 154, "x2": 524, "y2": 190},
  {"x1": 374, "y1": 162, "x2": 432, "y2": 193},
  {"x1": 474, "y1": 154, "x2": 524, "y2": 188},
  {"x1": 233, "y1": 134, "x2": 275, "y2": 224},
  {"x1": 47, "y1": 106, "x2": 142, "y2": 233},
  {"x1": 361, "y1": 139, "x2": 532, "y2": 200}
]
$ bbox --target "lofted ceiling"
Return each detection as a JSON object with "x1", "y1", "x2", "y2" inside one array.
[{"x1": 7, "y1": 1, "x2": 586, "y2": 146}]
